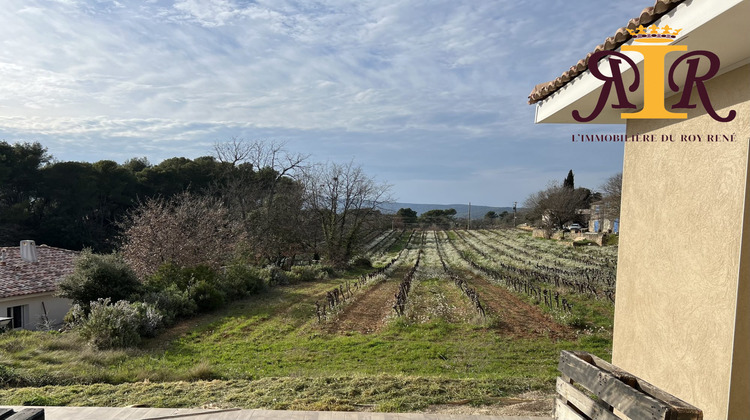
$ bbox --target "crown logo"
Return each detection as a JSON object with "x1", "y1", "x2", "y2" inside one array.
[{"x1": 627, "y1": 24, "x2": 682, "y2": 44}]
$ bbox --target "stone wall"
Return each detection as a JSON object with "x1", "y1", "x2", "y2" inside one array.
[
  {"x1": 532, "y1": 228, "x2": 548, "y2": 239},
  {"x1": 583, "y1": 232, "x2": 606, "y2": 246},
  {"x1": 532, "y1": 229, "x2": 606, "y2": 245}
]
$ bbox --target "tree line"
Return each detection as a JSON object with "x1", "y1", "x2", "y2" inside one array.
[
  {"x1": 392, "y1": 208, "x2": 458, "y2": 229},
  {"x1": 0, "y1": 139, "x2": 391, "y2": 268},
  {"x1": 394, "y1": 207, "x2": 518, "y2": 230}
]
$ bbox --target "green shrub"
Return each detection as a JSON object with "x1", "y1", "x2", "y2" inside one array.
[
  {"x1": 264, "y1": 265, "x2": 289, "y2": 286},
  {"x1": 146, "y1": 264, "x2": 226, "y2": 313},
  {"x1": 63, "y1": 304, "x2": 86, "y2": 327},
  {"x1": 142, "y1": 285, "x2": 197, "y2": 326},
  {"x1": 147, "y1": 263, "x2": 217, "y2": 289},
  {"x1": 218, "y1": 267, "x2": 247, "y2": 300},
  {"x1": 132, "y1": 302, "x2": 164, "y2": 338},
  {"x1": 351, "y1": 256, "x2": 372, "y2": 269},
  {"x1": 58, "y1": 250, "x2": 142, "y2": 312},
  {"x1": 290, "y1": 266, "x2": 325, "y2": 282},
  {"x1": 221, "y1": 264, "x2": 266, "y2": 298},
  {"x1": 319, "y1": 265, "x2": 337, "y2": 278},
  {"x1": 79, "y1": 298, "x2": 143, "y2": 349},
  {"x1": 189, "y1": 280, "x2": 226, "y2": 312},
  {"x1": 76, "y1": 299, "x2": 164, "y2": 348},
  {"x1": 145, "y1": 262, "x2": 184, "y2": 291}
]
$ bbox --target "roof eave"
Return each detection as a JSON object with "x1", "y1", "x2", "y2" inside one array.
[
  {"x1": 0, "y1": 290, "x2": 59, "y2": 302},
  {"x1": 534, "y1": 0, "x2": 749, "y2": 124}
]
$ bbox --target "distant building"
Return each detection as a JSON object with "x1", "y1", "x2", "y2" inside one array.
[
  {"x1": 0, "y1": 241, "x2": 78, "y2": 330},
  {"x1": 587, "y1": 202, "x2": 618, "y2": 234}
]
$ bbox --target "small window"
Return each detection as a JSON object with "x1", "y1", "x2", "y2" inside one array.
[{"x1": 6, "y1": 305, "x2": 27, "y2": 329}]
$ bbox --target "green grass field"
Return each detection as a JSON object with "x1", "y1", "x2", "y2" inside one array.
[{"x1": 0, "y1": 230, "x2": 615, "y2": 412}]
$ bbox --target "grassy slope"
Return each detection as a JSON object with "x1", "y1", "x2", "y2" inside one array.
[{"x1": 0, "y1": 231, "x2": 614, "y2": 412}]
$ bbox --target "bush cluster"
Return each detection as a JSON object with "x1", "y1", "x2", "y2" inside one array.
[
  {"x1": 141, "y1": 285, "x2": 196, "y2": 327},
  {"x1": 64, "y1": 254, "x2": 333, "y2": 349},
  {"x1": 76, "y1": 298, "x2": 162, "y2": 349},
  {"x1": 145, "y1": 263, "x2": 267, "y2": 313},
  {"x1": 289, "y1": 265, "x2": 329, "y2": 282},
  {"x1": 57, "y1": 250, "x2": 142, "y2": 312},
  {"x1": 67, "y1": 261, "x2": 269, "y2": 348}
]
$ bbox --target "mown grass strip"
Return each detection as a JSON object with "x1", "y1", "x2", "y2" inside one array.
[{"x1": 0, "y1": 375, "x2": 551, "y2": 412}]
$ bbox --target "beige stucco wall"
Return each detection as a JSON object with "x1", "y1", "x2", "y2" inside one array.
[
  {"x1": 0, "y1": 293, "x2": 72, "y2": 330},
  {"x1": 615, "y1": 63, "x2": 750, "y2": 420}
]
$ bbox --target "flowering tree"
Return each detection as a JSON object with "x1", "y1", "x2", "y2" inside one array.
[{"x1": 120, "y1": 192, "x2": 242, "y2": 279}]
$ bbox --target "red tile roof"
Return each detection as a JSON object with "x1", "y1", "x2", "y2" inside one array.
[
  {"x1": 528, "y1": 0, "x2": 686, "y2": 104},
  {"x1": 0, "y1": 245, "x2": 78, "y2": 299}
]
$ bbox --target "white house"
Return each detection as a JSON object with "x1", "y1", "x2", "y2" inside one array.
[{"x1": 0, "y1": 241, "x2": 77, "y2": 330}]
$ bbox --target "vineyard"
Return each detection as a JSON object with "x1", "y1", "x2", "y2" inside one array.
[
  {"x1": 0, "y1": 228, "x2": 617, "y2": 414},
  {"x1": 323, "y1": 228, "x2": 616, "y2": 337}
]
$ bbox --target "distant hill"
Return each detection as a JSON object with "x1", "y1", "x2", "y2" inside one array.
[{"x1": 379, "y1": 202, "x2": 515, "y2": 220}]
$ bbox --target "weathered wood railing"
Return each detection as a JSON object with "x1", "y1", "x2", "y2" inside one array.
[
  {"x1": 556, "y1": 351, "x2": 702, "y2": 420},
  {"x1": 0, "y1": 408, "x2": 44, "y2": 420}
]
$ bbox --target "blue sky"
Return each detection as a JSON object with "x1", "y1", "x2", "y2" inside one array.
[{"x1": 0, "y1": 0, "x2": 649, "y2": 206}]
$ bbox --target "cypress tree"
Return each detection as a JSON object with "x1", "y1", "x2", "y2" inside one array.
[{"x1": 563, "y1": 170, "x2": 574, "y2": 189}]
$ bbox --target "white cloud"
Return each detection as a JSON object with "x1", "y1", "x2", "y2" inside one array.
[
  {"x1": 0, "y1": 0, "x2": 640, "y2": 203},
  {"x1": 0, "y1": 0, "x2": 519, "y2": 135}
]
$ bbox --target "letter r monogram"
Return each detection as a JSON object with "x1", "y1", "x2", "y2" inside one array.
[
  {"x1": 572, "y1": 43, "x2": 735, "y2": 122},
  {"x1": 572, "y1": 51, "x2": 639, "y2": 122}
]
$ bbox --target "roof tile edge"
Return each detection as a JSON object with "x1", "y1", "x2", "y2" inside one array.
[{"x1": 527, "y1": 0, "x2": 687, "y2": 105}]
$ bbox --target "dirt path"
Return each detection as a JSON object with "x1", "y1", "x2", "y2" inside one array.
[
  {"x1": 327, "y1": 266, "x2": 409, "y2": 334},
  {"x1": 462, "y1": 270, "x2": 573, "y2": 339}
]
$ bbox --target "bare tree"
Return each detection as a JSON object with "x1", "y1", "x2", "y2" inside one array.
[
  {"x1": 525, "y1": 182, "x2": 592, "y2": 233},
  {"x1": 304, "y1": 161, "x2": 392, "y2": 266},
  {"x1": 120, "y1": 192, "x2": 242, "y2": 279},
  {"x1": 213, "y1": 136, "x2": 254, "y2": 167},
  {"x1": 212, "y1": 138, "x2": 311, "y2": 265},
  {"x1": 600, "y1": 172, "x2": 622, "y2": 220},
  {"x1": 213, "y1": 137, "x2": 308, "y2": 180}
]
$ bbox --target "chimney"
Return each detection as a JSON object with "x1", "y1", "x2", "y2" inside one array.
[{"x1": 20, "y1": 240, "x2": 38, "y2": 263}]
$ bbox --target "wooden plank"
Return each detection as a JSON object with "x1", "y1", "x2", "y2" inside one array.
[
  {"x1": 558, "y1": 350, "x2": 670, "y2": 420},
  {"x1": 556, "y1": 377, "x2": 620, "y2": 420},
  {"x1": 0, "y1": 408, "x2": 15, "y2": 420},
  {"x1": 6, "y1": 408, "x2": 44, "y2": 420},
  {"x1": 79, "y1": 407, "x2": 126, "y2": 419},
  {"x1": 579, "y1": 352, "x2": 703, "y2": 420},
  {"x1": 193, "y1": 412, "x2": 242, "y2": 420},
  {"x1": 142, "y1": 408, "x2": 243, "y2": 419},
  {"x1": 555, "y1": 397, "x2": 588, "y2": 420}
]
